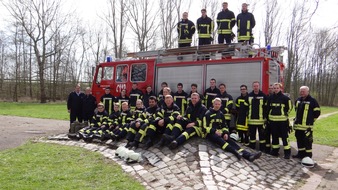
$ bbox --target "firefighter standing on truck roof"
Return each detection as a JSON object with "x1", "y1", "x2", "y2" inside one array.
[
  {"x1": 237, "y1": 3, "x2": 256, "y2": 44},
  {"x1": 100, "y1": 87, "x2": 116, "y2": 115},
  {"x1": 246, "y1": 81, "x2": 267, "y2": 151},
  {"x1": 266, "y1": 83, "x2": 292, "y2": 159},
  {"x1": 293, "y1": 86, "x2": 321, "y2": 160},
  {"x1": 177, "y1": 12, "x2": 196, "y2": 47},
  {"x1": 216, "y1": 2, "x2": 236, "y2": 44},
  {"x1": 197, "y1": 9, "x2": 214, "y2": 46}
]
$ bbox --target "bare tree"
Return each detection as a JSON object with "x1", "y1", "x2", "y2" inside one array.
[
  {"x1": 5, "y1": 0, "x2": 73, "y2": 103},
  {"x1": 101, "y1": 0, "x2": 128, "y2": 59},
  {"x1": 262, "y1": 0, "x2": 283, "y2": 46},
  {"x1": 127, "y1": 0, "x2": 159, "y2": 52},
  {"x1": 284, "y1": 0, "x2": 319, "y2": 97},
  {"x1": 159, "y1": 0, "x2": 179, "y2": 49}
]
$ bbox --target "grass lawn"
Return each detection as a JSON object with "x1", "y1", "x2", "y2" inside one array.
[
  {"x1": 0, "y1": 102, "x2": 68, "y2": 120},
  {"x1": 0, "y1": 142, "x2": 145, "y2": 190}
]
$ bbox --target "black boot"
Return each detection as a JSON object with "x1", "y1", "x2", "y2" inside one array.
[
  {"x1": 284, "y1": 149, "x2": 291, "y2": 159},
  {"x1": 169, "y1": 140, "x2": 178, "y2": 150},
  {"x1": 130, "y1": 141, "x2": 139, "y2": 149},
  {"x1": 144, "y1": 139, "x2": 153, "y2": 150},
  {"x1": 154, "y1": 137, "x2": 165, "y2": 148},
  {"x1": 227, "y1": 147, "x2": 242, "y2": 160},
  {"x1": 248, "y1": 151, "x2": 262, "y2": 162}
]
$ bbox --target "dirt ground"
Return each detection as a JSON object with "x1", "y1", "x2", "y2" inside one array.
[
  {"x1": 0, "y1": 115, "x2": 69, "y2": 151},
  {"x1": 0, "y1": 115, "x2": 337, "y2": 190}
]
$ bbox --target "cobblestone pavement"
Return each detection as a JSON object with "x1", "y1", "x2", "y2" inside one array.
[{"x1": 39, "y1": 135, "x2": 306, "y2": 190}]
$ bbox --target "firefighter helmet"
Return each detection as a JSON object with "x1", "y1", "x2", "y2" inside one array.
[
  {"x1": 230, "y1": 133, "x2": 239, "y2": 142},
  {"x1": 301, "y1": 157, "x2": 315, "y2": 168}
]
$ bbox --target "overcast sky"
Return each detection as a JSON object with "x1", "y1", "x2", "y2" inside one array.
[{"x1": 1, "y1": 0, "x2": 337, "y2": 50}]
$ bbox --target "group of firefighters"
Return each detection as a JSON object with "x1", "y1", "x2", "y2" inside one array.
[
  {"x1": 178, "y1": 2, "x2": 255, "y2": 47},
  {"x1": 67, "y1": 79, "x2": 320, "y2": 163}
]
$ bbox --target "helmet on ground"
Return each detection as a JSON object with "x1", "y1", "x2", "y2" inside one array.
[
  {"x1": 230, "y1": 133, "x2": 239, "y2": 142},
  {"x1": 127, "y1": 152, "x2": 143, "y2": 163},
  {"x1": 301, "y1": 156, "x2": 315, "y2": 168}
]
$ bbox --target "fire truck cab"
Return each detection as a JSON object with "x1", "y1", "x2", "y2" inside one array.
[{"x1": 91, "y1": 43, "x2": 285, "y2": 102}]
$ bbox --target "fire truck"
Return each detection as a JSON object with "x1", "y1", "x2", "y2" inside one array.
[{"x1": 91, "y1": 43, "x2": 285, "y2": 101}]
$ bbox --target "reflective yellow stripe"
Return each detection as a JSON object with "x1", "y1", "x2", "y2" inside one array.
[
  {"x1": 174, "y1": 123, "x2": 183, "y2": 131},
  {"x1": 272, "y1": 144, "x2": 280, "y2": 149},
  {"x1": 182, "y1": 132, "x2": 189, "y2": 139},
  {"x1": 148, "y1": 124, "x2": 156, "y2": 131},
  {"x1": 222, "y1": 142, "x2": 229, "y2": 150}
]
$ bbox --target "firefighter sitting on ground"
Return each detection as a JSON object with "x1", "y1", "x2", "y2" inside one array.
[
  {"x1": 125, "y1": 99, "x2": 147, "y2": 148},
  {"x1": 77, "y1": 103, "x2": 108, "y2": 141},
  {"x1": 145, "y1": 95, "x2": 181, "y2": 149},
  {"x1": 165, "y1": 92, "x2": 207, "y2": 149},
  {"x1": 204, "y1": 98, "x2": 262, "y2": 161},
  {"x1": 100, "y1": 103, "x2": 121, "y2": 141},
  {"x1": 128, "y1": 96, "x2": 159, "y2": 149},
  {"x1": 108, "y1": 101, "x2": 134, "y2": 141}
]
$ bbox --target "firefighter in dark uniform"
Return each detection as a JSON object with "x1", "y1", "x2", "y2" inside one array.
[
  {"x1": 196, "y1": 9, "x2": 214, "y2": 46},
  {"x1": 158, "y1": 87, "x2": 172, "y2": 108},
  {"x1": 217, "y1": 83, "x2": 234, "y2": 133},
  {"x1": 177, "y1": 12, "x2": 196, "y2": 47},
  {"x1": 110, "y1": 101, "x2": 134, "y2": 140},
  {"x1": 78, "y1": 103, "x2": 108, "y2": 140},
  {"x1": 204, "y1": 78, "x2": 220, "y2": 109},
  {"x1": 216, "y1": 2, "x2": 235, "y2": 44},
  {"x1": 129, "y1": 83, "x2": 143, "y2": 111},
  {"x1": 82, "y1": 87, "x2": 97, "y2": 123},
  {"x1": 204, "y1": 98, "x2": 262, "y2": 161},
  {"x1": 143, "y1": 85, "x2": 155, "y2": 108},
  {"x1": 237, "y1": 3, "x2": 255, "y2": 44},
  {"x1": 146, "y1": 95, "x2": 180, "y2": 148},
  {"x1": 188, "y1": 83, "x2": 204, "y2": 105},
  {"x1": 235, "y1": 85, "x2": 249, "y2": 146},
  {"x1": 117, "y1": 89, "x2": 129, "y2": 110},
  {"x1": 266, "y1": 83, "x2": 292, "y2": 158},
  {"x1": 246, "y1": 81, "x2": 267, "y2": 151},
  {"x1": 129, "y1": 96, "x2": 159, "y2": 149},
  {"x1": 125, "y1": 99, "x2": 146, "y2": 147},
  {"x1": 293, "y1": 86, "x2": 321, "y2": 159},
  {"x1": 100, "y1": 87, "x2": 116, "y2": 115},
  {"x1": 67, "y1": 84, "x2": 85, "y2": 124},
  {"x1": 173, "y1": 83, "x2": 188, "y2": 115},
  {"x1": 167, "y1": 93, "x2": 207, "y2": 149}
]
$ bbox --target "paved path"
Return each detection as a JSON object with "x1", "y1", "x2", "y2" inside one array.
[{"x1": 1, "y1": 113, "x2": 338, "y2": 190}]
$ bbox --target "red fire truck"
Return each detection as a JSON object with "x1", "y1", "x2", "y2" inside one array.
[{"x1": 91, "y1": 43, "x2": 285, "y2": 101}]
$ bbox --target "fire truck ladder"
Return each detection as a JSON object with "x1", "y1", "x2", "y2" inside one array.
[{"x1": 127, "y1": 44, "x2": 237, "y2": 63}]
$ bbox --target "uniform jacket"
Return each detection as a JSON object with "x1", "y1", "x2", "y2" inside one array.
[
  {"x1": 155, "y1": 103, "x2": 180, "y2": 125},
  {"x1": 100, "y1": 93, "x2": 116, "y2": 115},
  {"x1": 237, "y1": 10, "x2": 255, "y2": 41},
  {"x1": 129, "y1": 89, "x2": 143, "y2": 107},
  {"x1": 266, "y1": 91, "x2": 292, "y2": 122},
  {"x1": 90, "y1": 110, "x2": 109, "y2": 128},
  {"x1": 67, "y1": 91, "x2": 84, "y2": 113},
  {"x1": 196, "y1": 16, "x2": 214, "y2": 38},
  {"x1": 217, "y1": 91, "x2": 234, "y2": 120},
  {"x1": 82, "y1": 94, "x2": 97, "y2": 116},
  {"x1": 216, "y1": 9, "x2": 235, "y2": 34},
  {"x1": 246, "y1": 90, "x2": 267, "y2": 125},
  {"x1": 184, "y1": 100, "x2": 207, "y2": 128},
  {"x1": 235, "y1": 93, "x2": 249, "y2": 130},
  {"x1": 294, "y1": 95, "x2": 321, "y2": 130},
  {"x1": 204, "y1": 87, "x2": 220, "y2": 109},
  {"x1": 173, "y1": 91, "x2": 188, "y2": 115},
  {"x1": 177, "y1": 19, "x2": 196, "y2": 44},
  {"x1": 203, "y1": 108, "x2": 228, "y2": 136}
]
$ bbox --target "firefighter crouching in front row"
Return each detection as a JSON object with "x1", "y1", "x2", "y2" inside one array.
[
  {"x1": 293, "y1": 86, "x2": 321, "y2": 159},
  {"x1": 266, "y1": 83, "x2": 292, "y2": 159},
  {"x1": 204, "y1": 98, "x2": 262, "y2": 161}
]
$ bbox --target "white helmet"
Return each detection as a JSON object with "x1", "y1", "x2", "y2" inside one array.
[
  {"x1": 127, "y1": 152, "x2": 143, "y2": 163},
  {"x1": 230, "y1": 133, "x2": 239, "y2": 142},
  {"x1": 115, "y1": 146, "x2": 128, "y2": 158},
  {"x1": 301, "y1": 157, "x2": 315, "y2": 168}
]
